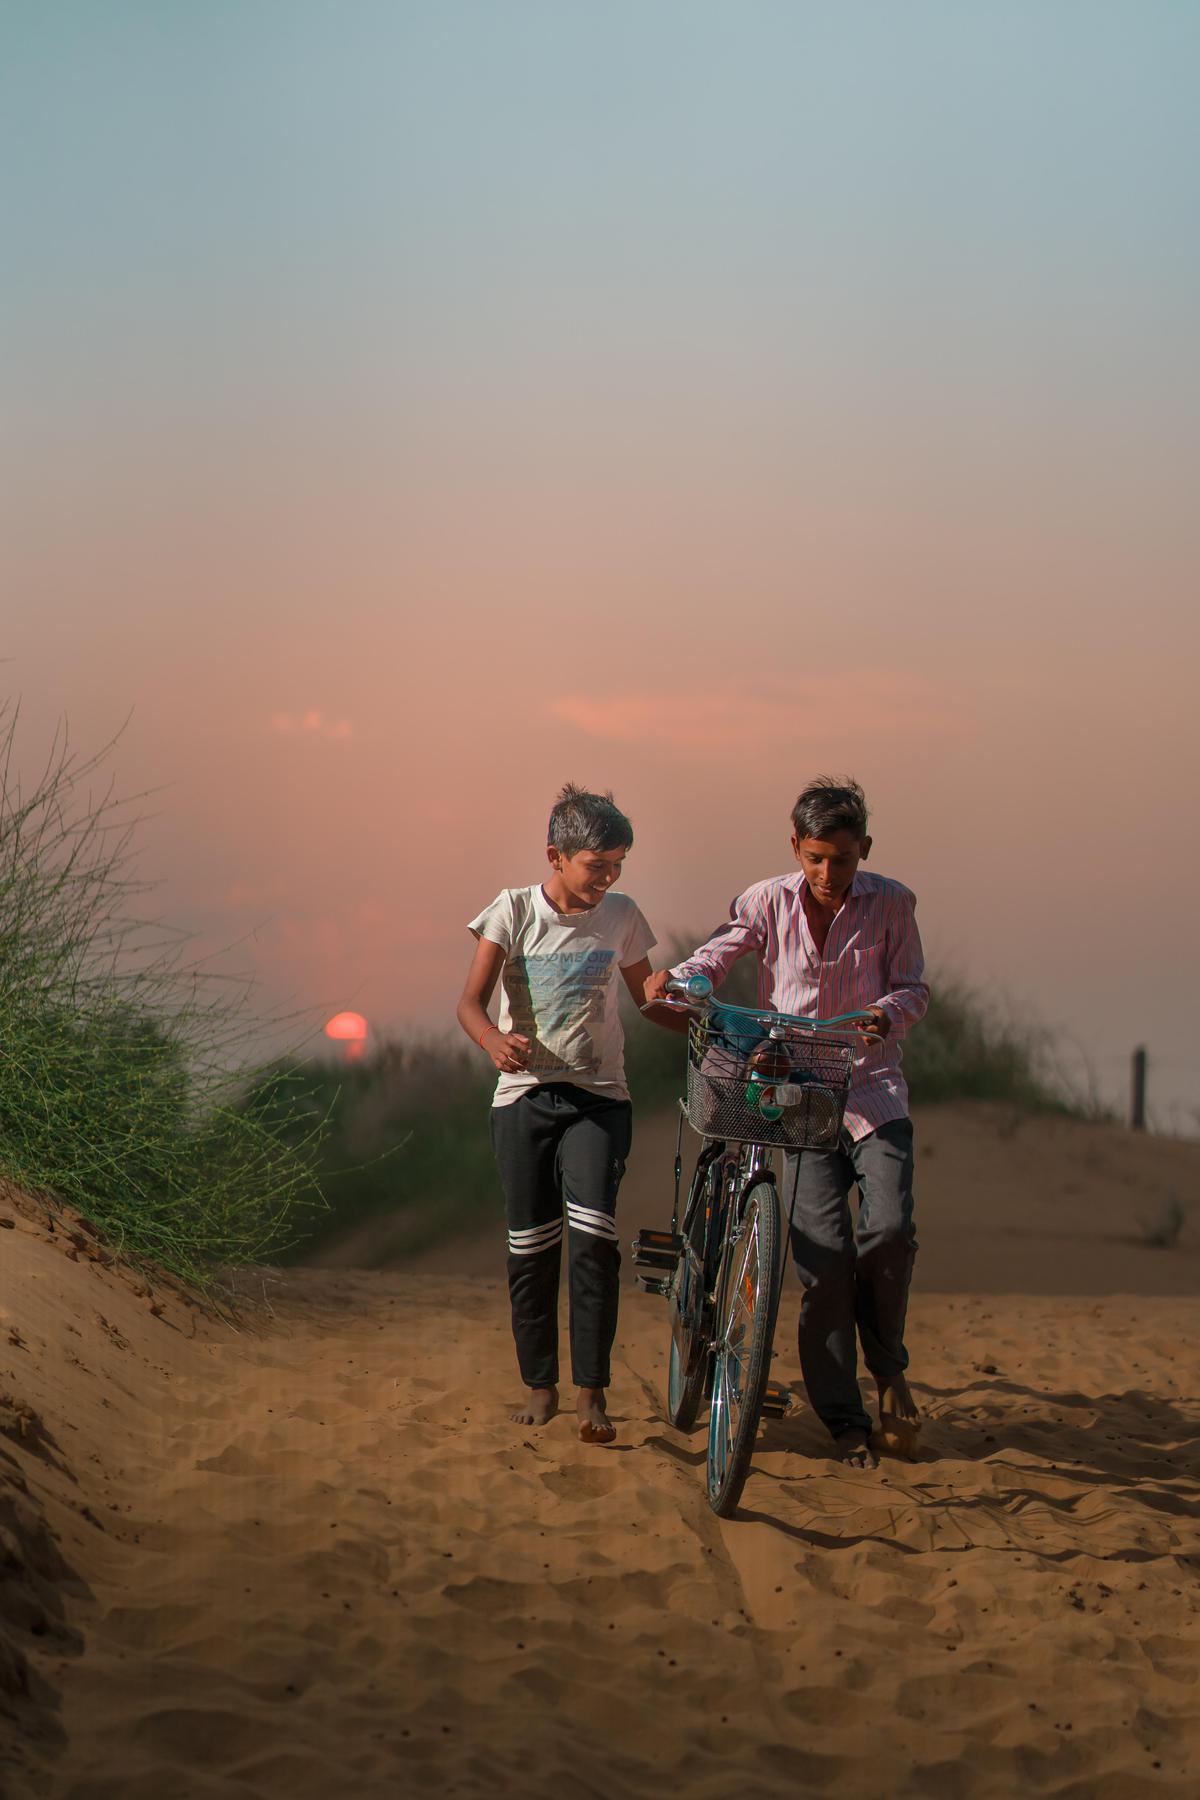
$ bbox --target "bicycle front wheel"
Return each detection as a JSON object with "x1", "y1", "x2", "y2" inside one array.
[{"x1": 706, "y1": 1179, "x2": 781, "y2": 1517}]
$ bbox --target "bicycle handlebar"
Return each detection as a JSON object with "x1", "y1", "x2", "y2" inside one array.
[
  {"x1": 666, "y1": 975, "x2": 714, "y2": 1000},
  {"x1": 649, "y1": 975, "x2": 881, "y2": 1035}
]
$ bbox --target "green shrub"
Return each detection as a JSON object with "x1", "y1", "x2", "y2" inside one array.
[
  {"x1": 0, "y1": 709, "x2": 323, "y2": 1283},
  {"x1": 246, "y1": 1038, "x2": 497, "y2": 1264},
  {"x1": 902, "y1": 975, "x2": 1070, "y2": 1110}
]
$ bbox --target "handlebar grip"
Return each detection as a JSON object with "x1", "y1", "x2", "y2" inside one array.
[{"x1": 665, "y1": 974, "x2": 713, "y2": 999}]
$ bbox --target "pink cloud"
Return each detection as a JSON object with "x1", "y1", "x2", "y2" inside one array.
[
  {"x1": 548, "y1": 675, "x2": 962, "y2": 750},
  {"x1": 267, "y1": 709, "x2": 353, "y2": 740}
]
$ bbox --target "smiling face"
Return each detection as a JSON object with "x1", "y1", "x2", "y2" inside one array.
[
  {"x1": 792, "y1": 827, "x2": 871, "y2": 907},
  {"x1": 545, "y1": 842, "x2": 628, "y2": 911}
]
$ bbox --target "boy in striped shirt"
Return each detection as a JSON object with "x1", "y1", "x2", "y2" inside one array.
[{"x1": 645, "y1": 777, "x2": 928, "y2": 1470}]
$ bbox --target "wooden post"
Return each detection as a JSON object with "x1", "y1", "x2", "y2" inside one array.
[{"x1": 1130, "y1": 1045, "x2": 1147, "y2": 1131}]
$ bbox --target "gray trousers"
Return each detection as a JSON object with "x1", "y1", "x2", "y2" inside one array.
[{"x1": 781, "y1": 1117, "x2": 916, "y2": 1441}]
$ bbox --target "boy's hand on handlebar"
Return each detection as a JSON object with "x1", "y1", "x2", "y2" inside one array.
[
  {"x1": 643, "y1": 968, "x2": 674, "y2": 1006},
  {"x1": 487, "y1": 1031, "x2": 532, "y2": 1073},
  {"x1": 858, "y1": 1006, "x2": 890, "y2": 1045},
  {"x1": 640, "y1": 968, "x2": 693, "y2": 1035}
]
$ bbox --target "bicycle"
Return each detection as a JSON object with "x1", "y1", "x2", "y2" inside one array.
[{"x1": 632, "y1": 975, "x2": 870, "y2": 1517}]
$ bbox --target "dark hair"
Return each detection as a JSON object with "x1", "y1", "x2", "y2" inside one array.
[
  {"x1": 791, "y1": 777, "x2": 869, "y2": 843},
  {"x1": 547, "y1": 783, "x2": 633, "y2": 855}
]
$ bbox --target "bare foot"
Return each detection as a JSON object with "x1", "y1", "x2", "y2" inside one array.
[
  {"x1": 511, "y1": 1385, "x2": 558, "y2": 1427},
  {"x1": 833, "y1": 1428, "x2": 878, "y2": 1470},
  {"x1": 576, "y1": 1387, "x2": 616, "y2": 1445},
  {"x1": 876, "y1": 1373, "x2": 921, "y2": 1460}
]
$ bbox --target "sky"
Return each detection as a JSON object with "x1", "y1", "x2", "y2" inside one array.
[{"x1": 3, "y1": 2, "x2": 1199, "y2": 1128}]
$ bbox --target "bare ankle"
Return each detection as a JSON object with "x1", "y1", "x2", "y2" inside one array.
[
  {"x1": 833, "y1": 1428, "x2": 878, "y2": 1470},
  {"x1": 510, "y1": 1384, "x2": 558, "y2": 1427},
  {"x1": 575, "y1": 1387, "x2": 616, "y2": 1445},
  {"x1": 876, "y1": 1373, "x2": 920, "y2": 1419}
]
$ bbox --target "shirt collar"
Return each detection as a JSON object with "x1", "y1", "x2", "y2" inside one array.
[{"x1": 792, "y1": 869, "x2": 870, "y2": 902}]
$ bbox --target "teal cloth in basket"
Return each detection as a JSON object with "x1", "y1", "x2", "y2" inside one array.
[
  {"x1": 706, "y1": 1001, "x2": 766, "y2": 1059},
  {"x1": 705, "y1": 1003, "x2": 821, "y2": 1092}
]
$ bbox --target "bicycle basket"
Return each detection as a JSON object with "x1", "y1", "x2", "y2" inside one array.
[{"x1": 685, "y1": 1015, "x2": 854, "y2": 1149}]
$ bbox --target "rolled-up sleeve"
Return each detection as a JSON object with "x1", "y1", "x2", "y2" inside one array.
[
  {"x1": 673, "y1": 888, "x2": 767, "y2": 989},
  {"x1": 874, "y1": 894, "x2": 929, "y2": 1031}
]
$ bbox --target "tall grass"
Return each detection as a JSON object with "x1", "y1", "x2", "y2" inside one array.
[
  {"x1": 0, "y1": 708, "x2": 324, "y2": 1283},
  {"x1": 902, "y1": 975, "x2": 1073, "y2": 1111},
  {"x1": 244, "y1": 1040, "x2": 496, "y2": 1264}
]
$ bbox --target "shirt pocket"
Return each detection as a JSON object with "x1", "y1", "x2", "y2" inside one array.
[{"x1": 849, "y1": 942, "x2": 884, "y2": 995}]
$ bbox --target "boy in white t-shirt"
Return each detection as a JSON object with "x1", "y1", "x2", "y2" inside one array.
[{"x1": 457, "y1": 784, "x2": 664, "y2": 1444}]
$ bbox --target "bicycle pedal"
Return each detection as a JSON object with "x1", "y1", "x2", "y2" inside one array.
[
  {"x1": 634, "y1": 1273, "x2": 672, "y2": 1296},
  {"x1": 760, "y1": 1381, "x2": 793, "y2": 1419},
  {"x1": 631, "y1": 1229, "x2": 683, "y2": 1271}
]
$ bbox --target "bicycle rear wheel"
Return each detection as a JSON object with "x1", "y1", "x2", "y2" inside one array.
[
  {"x1": 666, "y1": 1156, "x2": 722, "y2": 1431},
  {"x1": 706, "y1": 1179, "x2": 781, "y2": 1517},
  {"x1": 667, "y1": 1335, "x2": 707, "y2": 1432}
]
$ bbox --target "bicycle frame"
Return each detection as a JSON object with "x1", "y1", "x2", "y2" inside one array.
[
  {"x1": 633, "y1": 975, "x2": 860, "y2": 1513},
  {"x1": 710, "y1": 1140, "x2": 786, "y2": 1340},
  {"x1": 674, "y1": 1134, "x2": 776, "y2": 1356}
]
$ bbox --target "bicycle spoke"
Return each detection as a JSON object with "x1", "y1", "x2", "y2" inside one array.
[
  {"x1": 723, "y1": 1216, "x2": 759, "y2": 1346},
  {"x1": 722, "y1": 1380, "x2": 733, "y2": 1474},
  {"x1": 711, "y1": 1375, "x2": 728, "y2": 1483},
  {"x1": 722, "y1": 1219, "x2": 759, "y2": 1347},
  {"x1": 720, "y1": 1213, "x2": 762, "y2": 1442}
]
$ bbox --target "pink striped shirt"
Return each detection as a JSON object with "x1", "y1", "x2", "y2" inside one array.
[{"x1": 673, "y1": 870, "x2": 929, "y2": 1142}]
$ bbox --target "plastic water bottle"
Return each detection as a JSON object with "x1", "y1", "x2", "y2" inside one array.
[
  {"x1": 745, "y1": 1072, "x2": 784, "y2": 1122},
  {"x1": 745, "y1": 1036, "x2": 789, "y2": 1122}
]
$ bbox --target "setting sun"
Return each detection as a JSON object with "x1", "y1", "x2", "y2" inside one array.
[{"x1": 323, "y1": 1011, "x2": 369, "y2": 1060}]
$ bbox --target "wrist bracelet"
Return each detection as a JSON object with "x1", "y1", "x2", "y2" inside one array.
[{"x1": 478, "y1": 1023, "x2": 496, "y2": 1047}]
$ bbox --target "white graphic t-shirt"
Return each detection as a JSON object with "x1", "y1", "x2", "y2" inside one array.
[{"x1": 468, "y1": 885, "x2": 657, "y2": 1107}]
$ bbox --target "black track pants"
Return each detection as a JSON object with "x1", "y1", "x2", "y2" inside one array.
[{"x1": 489, "y1": 1083, "x2": 632, "y2": 1390}]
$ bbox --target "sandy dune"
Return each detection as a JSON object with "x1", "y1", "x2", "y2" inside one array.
[{"x1": 2, "y1": 1108, "x2": 1200, "y2": 1798}]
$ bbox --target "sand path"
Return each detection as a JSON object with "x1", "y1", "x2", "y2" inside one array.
[{"x1": 3, "y1": 1168, "x2": 1200, "y2": 1798}]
